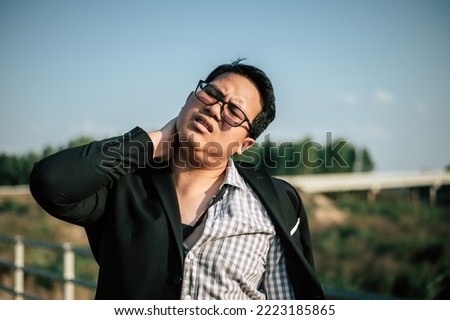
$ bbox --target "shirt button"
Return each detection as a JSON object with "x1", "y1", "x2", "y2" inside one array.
[
  {"x1": 186, "y1": 253, "x2": 194, "y2": 261},
  {"x1": 184, "y1": 295, "x2": 192, "y2": 300}
]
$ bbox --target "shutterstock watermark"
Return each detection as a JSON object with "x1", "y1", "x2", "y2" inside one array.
[
  {"x1": 239, "y1": 132, "x2": 350, "y2": 170},
  {"x1": 100, "y1": 131, "x2": 350, "y2": 170}
]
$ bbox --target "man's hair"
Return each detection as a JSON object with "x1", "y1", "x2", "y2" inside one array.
[{"x1": 204, "y1": 59, "x2": 276, "y2": 139}]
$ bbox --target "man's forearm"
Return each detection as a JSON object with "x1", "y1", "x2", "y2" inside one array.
[{"x1": 29, "y1": 126, "x2": 153, "y2": 225}]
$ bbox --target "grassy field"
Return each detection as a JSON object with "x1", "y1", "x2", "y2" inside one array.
[
  {"x1": 0, "y1": 190, "x2": 449, "y2": 299},
  {"x1": 307, "y1": 191, "x2": 450, "y2": 299}
]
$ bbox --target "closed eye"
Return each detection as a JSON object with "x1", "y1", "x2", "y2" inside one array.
[
  {"x1": 228, "y1": 104, "x2": 241, "y2": 117},
  {"x1": 204, "y1": 85, "x2": 222, "y2": 100}
]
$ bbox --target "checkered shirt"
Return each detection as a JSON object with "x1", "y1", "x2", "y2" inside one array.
[{"x1": 181, "y1": 161, "x2": 295, "y2": 300}]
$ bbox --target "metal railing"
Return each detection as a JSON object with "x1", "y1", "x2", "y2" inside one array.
[{"x1": 0, "y1": 235, "x2": 96, "y2": 299}]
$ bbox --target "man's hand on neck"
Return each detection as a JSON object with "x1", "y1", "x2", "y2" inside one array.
[{"x1": 147, "y1": 117, "x2": 178, "y2": 162}]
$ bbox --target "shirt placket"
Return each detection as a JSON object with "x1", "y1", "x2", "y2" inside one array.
[
  {"x1": 181, "y1": 249, "x2": 196, "y2": 300},
  {"x1": 181, "y1": 202, "x2": 218, "y2": 299}
]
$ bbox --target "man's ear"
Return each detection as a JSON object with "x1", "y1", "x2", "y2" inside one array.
[{"x1": 235, "y1": 137, "x2": 255, "y2": 155}]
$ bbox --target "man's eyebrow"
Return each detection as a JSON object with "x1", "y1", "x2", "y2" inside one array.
[
  {"x1": 209, "y1": 83, "x2": 225, "y2": 99},
  {"x1": 210, "y1": 83, "x2": 243, "y2": 107},
  {"x1": 209, "y1": 82, "x2": 245, "y2": 110}
]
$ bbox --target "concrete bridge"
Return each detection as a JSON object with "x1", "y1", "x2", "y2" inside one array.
[{"x1": 280, "y1": 170, "x2": 450, "y2": 205}]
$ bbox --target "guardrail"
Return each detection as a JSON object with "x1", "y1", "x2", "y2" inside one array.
[
  {"x1": 0, "y1": 185, "x2": 30, "y2": 196},
  {"x1": 0, "y1": 235, "x2": 96, "y2": 299}
]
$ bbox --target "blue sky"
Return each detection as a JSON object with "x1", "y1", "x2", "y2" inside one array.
[{"x1": 1, "y1": 0, "x2": 449, "y2": 172}]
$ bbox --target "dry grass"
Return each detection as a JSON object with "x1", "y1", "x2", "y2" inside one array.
[{"x1": 308, "y1": 192, "x2": 450, "y2": 299}]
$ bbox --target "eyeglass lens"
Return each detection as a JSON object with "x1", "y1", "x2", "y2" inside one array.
[{"x1": 196, "y1": 82, "x2": 247, "y2": 127}]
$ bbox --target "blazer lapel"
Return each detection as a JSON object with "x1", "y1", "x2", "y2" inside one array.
[
  {"x1": 149, "y1": 167, "x2": 184, "y2": 262},
  {"x1": 236, "y1": 162, "x2": 325, "y2": 299},
  {"x1": 236, "y1": 162, "x2": 308, "y2": 253},
  {"x1": 235, "y1": 162, "x2": 291, "y2": 233}
]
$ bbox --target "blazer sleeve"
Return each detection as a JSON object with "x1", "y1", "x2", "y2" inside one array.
[{"x1": 29, "y1": 126, "x2": 153, "y2": 226}]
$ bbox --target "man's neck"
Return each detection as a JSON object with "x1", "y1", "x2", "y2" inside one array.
[
  {"x1": 171, "y1": 150, "x2": 228, "y2": 225},
  {"x1": 171, "y1": 148, "x2": 229, "y2": 194}
]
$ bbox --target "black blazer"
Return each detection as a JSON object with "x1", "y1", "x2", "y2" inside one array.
[{"x1": 30, "y1": 127, "x2": 324, "y2": 299}]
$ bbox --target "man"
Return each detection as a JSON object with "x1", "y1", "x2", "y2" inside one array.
[{"x1": 30, "y1": 59, "x2": 324, "y2": 300}]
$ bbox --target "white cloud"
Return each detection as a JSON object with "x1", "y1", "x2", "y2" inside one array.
[
  {"x1": 415, "y1": 103, "x2": 430, "y2": 115},
  {"x1": 338, "y1": 93, "x2": 359, "y2": 107},
  {"x1": 373, "y1": 89, "x2": 395, "y2": 106},
  {"x1": 337, "y1": 89, "x2": 396, "y2": 108}
]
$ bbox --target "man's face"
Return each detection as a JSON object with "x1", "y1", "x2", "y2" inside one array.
[{"x1": 176, "y1": 72, "x2": 261, "y2": 161}]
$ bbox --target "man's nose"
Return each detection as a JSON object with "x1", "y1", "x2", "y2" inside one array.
[{"x1": 205, "y1": 102, "x2": 222, "y2": 122}]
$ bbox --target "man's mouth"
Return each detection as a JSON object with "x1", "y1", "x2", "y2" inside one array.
[{"x1": 195, "y1": 117, "x2": 213, "y2": 133}]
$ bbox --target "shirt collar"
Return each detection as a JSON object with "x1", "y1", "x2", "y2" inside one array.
[{"x1": 220, "y1": 159, "x2": 247, "y2": 190}]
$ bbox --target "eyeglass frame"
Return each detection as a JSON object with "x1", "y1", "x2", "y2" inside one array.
[{"x1": 194, "y1": 80, "x2": 255, "y2": 138}]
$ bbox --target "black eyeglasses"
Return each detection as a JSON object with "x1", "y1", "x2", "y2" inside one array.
[{"x1": 194, "y1": 80, "x2": 255, "y2": 138}]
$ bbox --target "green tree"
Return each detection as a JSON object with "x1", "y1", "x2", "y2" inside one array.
[
  {"x1": 0, "y1": 135, "x2": 96, "y2": 185},
  {"x1": 360, "y1": 148, "x2": 375, "y2": 172},
  {"x1": 0, "y1": 154, "x2": 20, "y2": 185}
]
